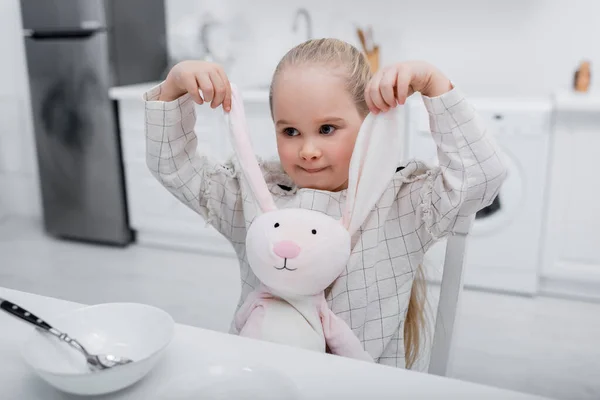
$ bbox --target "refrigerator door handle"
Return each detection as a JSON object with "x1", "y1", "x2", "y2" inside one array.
[{"x1": 23, "y1": 27, "x2": 106, "y2": 40}]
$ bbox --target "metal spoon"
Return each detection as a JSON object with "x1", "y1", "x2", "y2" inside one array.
[{"x1": 0, "y1": 298, "x2": 133, "y2": 371}]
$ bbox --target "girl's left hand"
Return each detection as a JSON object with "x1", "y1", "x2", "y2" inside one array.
[{"x1": 364, "y1": 61, "x2": 453, "y2": 114}]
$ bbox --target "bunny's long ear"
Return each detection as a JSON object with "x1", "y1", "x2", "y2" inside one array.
[
  {"x1": 342, "y1": 108, "x2": 405, "y2": 236},
  {"x1": 224, "y1": 84, "x2": 277, "y2": 213}
]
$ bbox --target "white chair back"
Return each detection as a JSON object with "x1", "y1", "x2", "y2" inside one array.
[{"x1": 428, "y1": 215, "x2": 475, "y2": 376}]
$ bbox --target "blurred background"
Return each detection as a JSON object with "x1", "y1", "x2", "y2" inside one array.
[{"x1": 1, "y1": 1, "x2": 599, "y2": 399}]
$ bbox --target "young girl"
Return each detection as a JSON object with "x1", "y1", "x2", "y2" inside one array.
[{"x1": 143, "y1": 38, "x2": 506, "y2": 369}]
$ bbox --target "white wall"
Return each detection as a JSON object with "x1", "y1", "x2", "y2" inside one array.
[
  {"x1": 0, "y1": 0, "x2": 40, "y2": 218},
  {"x1": 165, "y1": 0, "x2": 600, "y2": 97}
]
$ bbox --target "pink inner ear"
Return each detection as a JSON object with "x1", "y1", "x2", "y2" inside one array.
[
  {"x1": 227, "y1": 84, "x2": 277, "y2": 213},
  {"x1": 342, "y1": 133, "x2": 368, "y2": 233},
  {"x1": 340, "y1": 215, "x2": 349, "y2": 231}
]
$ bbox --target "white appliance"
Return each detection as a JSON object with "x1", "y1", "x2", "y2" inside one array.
[{"x1": 405, "y1": 96, "x2": 552, "y2": 295}]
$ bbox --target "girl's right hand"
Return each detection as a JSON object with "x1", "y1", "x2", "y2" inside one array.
[{"x1": 159, "y1": 60, "x2": 232, "y2": 112}]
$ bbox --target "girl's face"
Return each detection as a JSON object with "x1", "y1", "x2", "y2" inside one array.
[{"x1": 272, "y1": 65, "x2": 364, "y2": 192}]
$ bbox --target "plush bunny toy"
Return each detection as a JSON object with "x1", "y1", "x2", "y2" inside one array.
[{"x1": 224, "y1": 84, "x2": 404, "y2": 362}]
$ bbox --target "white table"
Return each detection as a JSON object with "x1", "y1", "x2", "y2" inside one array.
[{"x1": 0, "y1": 287, "x2": 549, "y2": 400}]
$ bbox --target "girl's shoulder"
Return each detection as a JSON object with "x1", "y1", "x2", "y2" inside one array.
[
  {"x1": 257, "y1": 158, "x2": 289, "y2": 183},
  {"x1": 258, "y1": 158, "x2": 297, "y2": 196},
  {"x1": 394, "y1": 159, "x2": 439, "y2": 183},
  {"x1": 229, "y1": 155, "x2": 296, "y2": 196}
]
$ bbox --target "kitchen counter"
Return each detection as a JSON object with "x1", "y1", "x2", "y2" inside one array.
[
  {"x1": 0, "y1": 286, "x2": 550, "y2": 400},
  {"x1": 553, "y1": 90, "x2": 600, "y2": 113},
  {"x1": 109, "y1": 81, "x2": 270, "y2": 103}
]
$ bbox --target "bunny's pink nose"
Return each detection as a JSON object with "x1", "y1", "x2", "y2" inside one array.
[{"x1": 273, "y1": 240, "x2": 301, "y2": 259}]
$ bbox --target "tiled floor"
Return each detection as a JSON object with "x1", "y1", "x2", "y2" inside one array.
[{"x1": 1, "y1": 217, "x2": 600, "y2": 400}]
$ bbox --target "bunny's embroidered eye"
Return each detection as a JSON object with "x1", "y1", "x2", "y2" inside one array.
[
  {"x1": 274, "y1": 223, "x2": 280, "y2": 228},
  {"x1": 312, "y1": 229, "x2": 317, "y2": 235}
]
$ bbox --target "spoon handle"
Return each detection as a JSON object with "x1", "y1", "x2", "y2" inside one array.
[{"x1": 0, "y1": 299, "x2": 53, "y2": 331}]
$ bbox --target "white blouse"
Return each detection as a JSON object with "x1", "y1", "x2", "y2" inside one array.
[{"x1": 143, "y1": 84, "x2": 507, "y2": 368}]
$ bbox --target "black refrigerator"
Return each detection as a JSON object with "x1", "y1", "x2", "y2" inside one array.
[{"x1": 20, "y1": 0, "x2": 168, "y2": 246}]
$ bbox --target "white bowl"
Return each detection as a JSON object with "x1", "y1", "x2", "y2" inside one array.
[
  {"x1": 21, "y1": 303, "x2": 174, "y2": 396},
  {"x1": 156, "y1": 362, "x2": 301, "y2": 400}
]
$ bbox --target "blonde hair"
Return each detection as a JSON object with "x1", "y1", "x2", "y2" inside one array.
[
  {"x1": 269, "y1": 38, "x2": 371, "y2": 118},
  {"x1": 269, "y1": 38, "x2": 429, "y2": 369},
  {"x1": 405, "y1": 264, "x2": 429, "y2": 369}
]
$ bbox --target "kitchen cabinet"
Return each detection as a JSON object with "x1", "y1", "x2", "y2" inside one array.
[
  {"x1": 110, "y1": 83, "x2": 274, "y2": 256},
  {"x1": 541, "y1": 92, "x2": 600, "y2": 298}
]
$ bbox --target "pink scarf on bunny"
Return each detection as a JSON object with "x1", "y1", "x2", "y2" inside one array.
[{"x1": 224, "y1": 84, "x2": 404, "y2": 362}]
